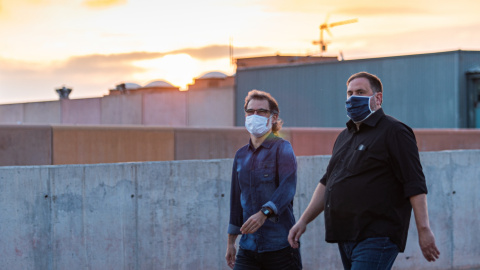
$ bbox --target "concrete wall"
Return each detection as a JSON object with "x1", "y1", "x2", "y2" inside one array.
[
  {"x1": 0, "y1": 125, "x2": 52, "y2": 165},
  {"x1": 0, "y1": 150, "x2": 478, "y2": 270},
  {"x1": 0, "y1": 103, "x2": 23, "y2": 123},
  {"x1": 173, "y1": 127, "x2": 249, "y2": 160},
  {"x1": 142, "y1": 92, "x2": 187, "y2": 126},
  {"x1": 100, "y1": 95, "x2": 143, "y2": 125},
  {"x1": 1, "y1": 125, "x2": 480, "y2": 166},
  {"x1": 289, "y1": 128, "x2": 341, "y2": 156},
  {"x1": 187, "y1": 87, "x2": 234, "y2": 127},
  {"x1": 24, "y1": 101, "x2": 61, "y2": 124},
  {"x1": 414, "y1": 129, "x2": 480, "y2": 151},
  {"x1": 0, "y1": 92, "x2": 191, "y2": 127},
  {"x1": 61, "y1": 98, "x2": 101, "y2": 125},
  {"x1": 51, "y1": 126, "x2": 175, "y2": 164}
]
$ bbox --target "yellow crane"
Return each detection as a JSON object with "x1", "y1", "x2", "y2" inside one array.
[{"x1": 313, "y1": 16, "x2": 358, "y2": 54}]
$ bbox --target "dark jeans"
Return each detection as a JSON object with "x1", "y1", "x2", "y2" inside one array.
[
  {"x1": 234, "y1": 246, "x2": 302, "y2": 270},
  {"x1": 338, "y1": 237, "x2": 399, "y2": 270}
]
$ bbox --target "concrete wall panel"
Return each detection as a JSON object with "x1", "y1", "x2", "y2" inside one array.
[
  {"x1": 187, "y1": 87, "x2": 234, "y2": 127},
  {"x1": 395, "y1": 152, "x2": 454, "y2": 269},
  {"x1": 288, "y1": 128, "x2": 480, "y2": 157},
  {"x1": 0, "y1": 166, "x2": 52, "y2": 269},
  {"x1": 24, "y1": 101, "x2": 61, "y2": 124},
  {"x1": 174, "y1": 127, "x2": 249, "y2": 160},
  {"x1": 415, "y1": 129, "x2": 480, "y2": 151},
  {"x1": 295, "y1": 155, "x2": 341, "y2": 268},
  {"x1": 2, "y1": 126, "x2": 480, "y2": 166},
  {"x1": 101, "y1": 95, "x2": 142, "y2": 125},
  {"x1": 288, "y1": 128, "x2": 342, "y2": 156},
  {"x1": 450, "y1": 151, "x2": 480, "y2": 268},
  {"x1": 135, "y1": 160, "x2": 232, "y2": 269},
  {"x1": 49, "y1": 165, "x2": 91, "y2": 269},
  {"x1": 142, "y1": 92, "x2": 187, "y2": 126},
  {"x1": 0, "y1": 103, "x2": 24, "y2": 123},
  {"x1": 0, "y1": 125, "x2": 52, "y2": 165},
  {"x1": 61, "y1": 98, "x2": 101, "y2": 125},
  {"x1": 80, "y1": 164, "x2": 137, "y2": 269},
  {"x1": 52, "y1": 126, "x2": 174, "y2": 164},
  {"x1": 0, "y1": 151, "x2": 479, "y2": 269}
]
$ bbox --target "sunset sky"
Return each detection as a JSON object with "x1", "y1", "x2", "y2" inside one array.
[{"x1": 1, "y1": 0, "x2": 480, "y2": 103}]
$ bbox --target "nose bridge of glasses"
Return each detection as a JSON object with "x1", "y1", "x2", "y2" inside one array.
[
  {"x1": 246, "y1": 109, "x2": 269, "y2": 116},
  {"x1": 253, "y1": 109, "x2": 263, "y2": 115}
]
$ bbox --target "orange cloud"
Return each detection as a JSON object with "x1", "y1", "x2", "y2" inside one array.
[
  {"x1": 0, "y1": 44, "x2": 271, "y2": 102},
  {"x1": 335, "y1": 6, "x2": 428, "y2": 16},
  {"x1": 244, "y1": 0, "x2": 431, "y2": 16},
  {"x1": 83, "y1": 0, "x2": 127, "y2": 8},
  {"x1": 59, "y1": 44, "x2": 271, "y2": 67},
  {"x1": 170, "y1": 45, "x2": 271, "y2": 60},
  {"x1": 34, "y1": 44, "x2": 271, "y2": 75}
]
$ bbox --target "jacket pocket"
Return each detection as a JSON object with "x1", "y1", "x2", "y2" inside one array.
[
  {"x1": 255, "y1": 161, "x2": 276, "y2": 183},
  {"x1": 346, "y1": 146, "x2": 384, "y2": 174}
]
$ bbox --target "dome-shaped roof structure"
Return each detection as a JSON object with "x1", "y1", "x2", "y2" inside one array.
[
  {"x1": 199, "y1": 71, "x2": 228, "y2": 79},
  {"x1": 124, "y1": 82, "x2": 141, "y2": 89},
  {"x1": 144, "y1": 80, "x2": 175, "y2": 88}
]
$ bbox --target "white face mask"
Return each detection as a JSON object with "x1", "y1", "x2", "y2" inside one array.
[{"x1": 245, "y1": 115, "x2": 272, "y2": 137}]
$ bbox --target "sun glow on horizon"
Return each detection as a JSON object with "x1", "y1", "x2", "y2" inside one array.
[
  {"x1": 1, "y1": 0, "x2": 480, "y2": 103},
  {"x1": 131, "y1": 54, "x2": 198, "y2": 90}
]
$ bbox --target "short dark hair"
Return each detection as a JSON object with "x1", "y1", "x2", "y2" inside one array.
[
  {"x1": 347, "y1": 72, "x2": 383, "y2": 93},
  {"x1": 244, "y1": 89, "x2": 282, "y2": 133}
]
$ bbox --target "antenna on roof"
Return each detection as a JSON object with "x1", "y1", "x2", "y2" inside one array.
[
  {"x1": 229, "y1": 37, "x2": 235, "y2": 73},
  {"x1": 312, "y1": 15, "x2": 358, "y2": 55}
]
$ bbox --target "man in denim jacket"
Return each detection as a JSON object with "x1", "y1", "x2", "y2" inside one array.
[{"x1": 226, "y1": 90, "x2": 302, "y2": 270}]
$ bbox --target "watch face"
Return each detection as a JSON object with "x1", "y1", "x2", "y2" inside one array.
[{"x1": 263, "y1": 209, "x2": 270, "y2": 215}]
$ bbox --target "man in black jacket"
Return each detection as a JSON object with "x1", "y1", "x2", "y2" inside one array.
[{"x1": 288, "y1": 72, "x2": 440, "y2": 269}]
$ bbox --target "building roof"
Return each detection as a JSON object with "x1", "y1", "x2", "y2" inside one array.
[
  {"x1": 124, "y1": 83, "x2": 141, "y2": 89},
  {"x1": 144, "y1": 80, "x2": 175, "y2": 88},
  {"x1": 199, "y1": 71, "x2": 228, "y2": 79}
]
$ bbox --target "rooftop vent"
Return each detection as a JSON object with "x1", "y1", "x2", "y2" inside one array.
[{"x1": 56, "y1": 86, "x2": 72, "y2": 99}]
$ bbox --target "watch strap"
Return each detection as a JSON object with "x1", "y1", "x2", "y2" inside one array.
[{"x1": 261, "y1": 207, "x2": 273, "y2": 218}]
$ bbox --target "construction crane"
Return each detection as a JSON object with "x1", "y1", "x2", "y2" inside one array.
[{"x1": 313, "y1": 16, "x2": 358, "y2": 54}]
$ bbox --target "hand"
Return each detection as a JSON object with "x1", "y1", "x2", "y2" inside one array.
[
  {"x1": 225, "y1": 244, "x2": 236, "y2": 269},
  {"x1": 288, "y1": 221, "x2": 306, "y2": 248},
  {"x1": 240, "y1": 212, "x2": 267, "y2": 234},
  {"x1": 418, "y1": 227, "x2": 440, "y2": 262}
]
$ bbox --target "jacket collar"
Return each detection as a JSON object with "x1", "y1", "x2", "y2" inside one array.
[
  {"x1": 248, "y1": 132, "x2": 278, "y2": 150},
  {"x1": 346, "y1": 108, "x2": 385, "y2": 131}
]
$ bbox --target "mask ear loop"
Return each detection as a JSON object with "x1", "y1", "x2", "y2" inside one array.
[{"x1": 368, "y1": 94, "x2": 376, "y2": 113}]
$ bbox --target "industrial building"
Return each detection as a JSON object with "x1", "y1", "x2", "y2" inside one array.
[
  {"x1": 2, "y1": 50, "x2": 480, "y2": 129},
  {"x1": 235, "y1": 50, "x2": 480, "y2": 128},
  {"x1": 0, "y1": 72, "x2": 235, "y2": 127},
  {"x1": 2, "y1": 50, "x2": 480, "y2": 166}
]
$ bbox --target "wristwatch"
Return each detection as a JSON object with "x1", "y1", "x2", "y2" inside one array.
[{"x1": 261, "y1": 207, "x2": 273, "y2": 218}]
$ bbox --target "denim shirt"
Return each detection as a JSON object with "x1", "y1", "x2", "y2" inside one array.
[{"x1": 228, "y1": 132, "x2": 297, "y2": 253}]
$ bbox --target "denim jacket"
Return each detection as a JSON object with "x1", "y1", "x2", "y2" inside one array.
[{"x1": 228, "y1": 132, "x2": 297, "y2": 252}]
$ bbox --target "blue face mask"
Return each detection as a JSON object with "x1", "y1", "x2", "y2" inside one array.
[{"x1": 345, "y1": 95, "x2": 375, "y2": 122}]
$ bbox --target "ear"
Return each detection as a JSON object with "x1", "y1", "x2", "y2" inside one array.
[
  {"x1": 271, "y1": 114, "x2": 279, "y2": 124},
  {"x1": 375, "y1": 92, "x2": 383, "y2": 107}
]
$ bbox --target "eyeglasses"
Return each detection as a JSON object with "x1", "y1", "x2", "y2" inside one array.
[{"x1": 245, "y1": 108, "x2": 270, "y2": 116}]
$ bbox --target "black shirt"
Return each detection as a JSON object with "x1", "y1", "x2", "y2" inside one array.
[{"x1": 320, "y1": 108, "x2": 427, "y2": 252}]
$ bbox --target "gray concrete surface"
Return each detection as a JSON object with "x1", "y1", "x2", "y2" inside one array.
[
  {"x1": 0, "y1": 125, "x2": 52, "y2": 166},
  {"x1": 0, "y1": 150, "x2": 479, "y2": 269},
  {"x1": 24, "y1": 101, "x2": 61, "y2": 124},
  {"x1": 187, "y1": 86, "x2": 234, "y2": 127}
]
